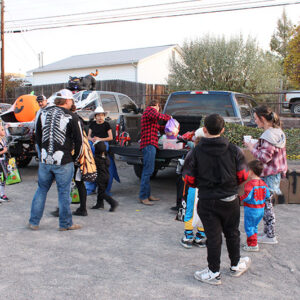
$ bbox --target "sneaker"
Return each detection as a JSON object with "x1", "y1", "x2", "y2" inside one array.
[
  {"x1": 257, "y1": 235, "x2": 278, "y2": 244},
  {"x1": 28, "y1": 223, "x2": 39, "y2": 231},
  {"x1": 1, "y1": 195, "x2": 10, "y2": 202},
  {"x1": 230, "y1": 257, "x2": 251, "y2": 277},
  {"x1": 180, "y1": 236, "x2": 194, "y2": 249},
  {"x1": 193, "y1": 237, "x2": 207, "y2": 248},
  {"x1": 59, "y1": 224, "x2": 82, "y2": 231},
  {"x1": 243, "y1": 244, "x2": 259, "y2": 252},
  {"x1": 194, "y1": 268, "x2": 221, "y2": 285}
]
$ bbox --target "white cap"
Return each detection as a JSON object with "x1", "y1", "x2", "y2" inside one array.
[
  {"x1": 55, "y1": 89, "x2": 74, "y2": 100},
  {"x1": 195, "y1": 127, "x2": 205, "y2": 138},
  {"x1": 93, "y1": 106, "x2": 108, "y2": 116}
]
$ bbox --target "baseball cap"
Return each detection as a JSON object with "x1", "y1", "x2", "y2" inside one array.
[
  {"x1": 36, "y1": 95, "x2": 46, "y2": 102},
  {"x1": 55, "y1": 89, "x2": 74, "y2": 100}
]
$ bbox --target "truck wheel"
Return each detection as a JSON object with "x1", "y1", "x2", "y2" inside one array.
[
  {"x1": 291, "y1": 101, "x2": 300, "y2": 114},
  {"x1": 16, "y1": 156, "x2": 32, "y2": 168},
  {"x1": 133, "y1": 164, "x2": 158, "y2": 179}
]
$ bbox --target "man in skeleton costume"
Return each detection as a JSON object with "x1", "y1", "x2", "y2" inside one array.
[{"x1": 28, "y1": 89, "x2": 83, "y2": 231}]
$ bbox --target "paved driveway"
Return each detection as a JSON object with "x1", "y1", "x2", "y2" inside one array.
[{"x1": 0, "y1": 160, "x2": 299, "y2": 299}]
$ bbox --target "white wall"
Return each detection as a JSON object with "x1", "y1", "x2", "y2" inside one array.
[
  {"x1": 137, "y1": 47, "x2": 181, "y2": 84},
  {"x1": 30, "y1": 64, "x2": 137, "y2": 86}
]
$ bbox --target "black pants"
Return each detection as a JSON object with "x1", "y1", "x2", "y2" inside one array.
[
  {"x1": 96, "y1": 178, "x2": 116, "y2": 207},
  {"x1": 197, "y1": 197, "x2": 240, "y2": 273}
]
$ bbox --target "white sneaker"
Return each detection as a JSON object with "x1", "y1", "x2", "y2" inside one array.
[
  {"x1": 230, "y1": 257, "x2": 251, "y2": 277},
  {"x1": 194, "y1": 268, "x2": 221, "y2": 285},
  {"x1": 180, "y1": 236, "x2": 193, "y2": 249},
  {"x1": 257, "y1": 235, "x2": 278, "y2": 244},
  {"x1": 243, "y1": 244, "x2": 259, "y2": 252}
]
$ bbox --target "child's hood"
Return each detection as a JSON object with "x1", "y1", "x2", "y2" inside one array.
[
  {"x1": 260, "y1": 127, "x2": 286, "y2": 148},
  {"x1": 198, "y1": 136, "x2": 229, "y2": 156}
]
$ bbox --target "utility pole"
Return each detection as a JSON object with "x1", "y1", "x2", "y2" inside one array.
[{"x1": 0, "y1": 0, "x2": 5, "y2": 102}]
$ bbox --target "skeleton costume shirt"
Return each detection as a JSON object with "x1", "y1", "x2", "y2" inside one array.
[{"x1": 35, "y1": 106, "x2": 83, "y2": 165}]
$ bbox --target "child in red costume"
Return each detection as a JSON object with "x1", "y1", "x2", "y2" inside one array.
[{"x1": 240, "y1": 160, "x2": 271, "y2": 252}]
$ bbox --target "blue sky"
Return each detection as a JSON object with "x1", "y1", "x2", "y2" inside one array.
[{"x1": 4, "y1": 0, "x2": 300, "y2": 75}]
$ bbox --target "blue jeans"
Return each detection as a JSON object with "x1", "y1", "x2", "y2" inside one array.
[
  {"x1": 29, "y1": 162, "x2": 74, "y2": 229},
  {"x1": 139, "y1": 145, "x2": 156, "y2": 200}
]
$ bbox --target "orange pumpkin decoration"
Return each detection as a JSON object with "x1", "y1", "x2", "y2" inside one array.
[{"x1": 13, "y1": 94, "x2": 40, "y2": 122}]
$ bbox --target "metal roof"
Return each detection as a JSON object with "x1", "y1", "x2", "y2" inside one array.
[{"x1": 30, "y1": 44, "x2": 178, "y2": 73}]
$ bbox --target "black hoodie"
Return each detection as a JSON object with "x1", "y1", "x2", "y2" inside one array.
[{"x1": 184, "y1": 136, "x2": 248, "y2": 201}]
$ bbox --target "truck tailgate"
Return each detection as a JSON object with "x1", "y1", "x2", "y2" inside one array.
[{"x1": 110, "y1": 144, "x2": 187, "y2": 159}]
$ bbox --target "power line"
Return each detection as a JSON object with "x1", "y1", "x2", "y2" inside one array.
[
  {"x1": 6, "y1": 0, "x2": 203, "y2": 23},
  {"x1": 5, "y1": 0, "x2": 300, "y2": 33},
  {"x1": 5, "y1": 0, "x2": 277, "y2": 30}
]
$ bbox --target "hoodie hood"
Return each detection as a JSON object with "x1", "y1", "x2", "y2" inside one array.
[
  {"x1": 260, "y1": 127, "x2": 286, "y2": 148},
  {"x1": 199, "y1": 136, "x2": 229, "y2": 156}
]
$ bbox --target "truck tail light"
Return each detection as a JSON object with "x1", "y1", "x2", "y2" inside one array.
[
  {"x1": 115, "y1": 123, "x2": 120, "y2": 142},
  {"x1": 190, "y1": 91, "x2": 208, "y2": 94}
]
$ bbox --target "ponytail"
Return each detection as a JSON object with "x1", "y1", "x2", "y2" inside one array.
[{"x1": 254, "y1": 105, "x2": 282, "y2": 128}]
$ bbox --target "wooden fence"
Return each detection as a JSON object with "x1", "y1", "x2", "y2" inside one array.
[{"x1": 3, "y1": 80, "x2": 168, "y2": 108}]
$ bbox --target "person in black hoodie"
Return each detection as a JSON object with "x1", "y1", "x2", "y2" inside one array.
[
  {"x1": 184, "y1": 114, "x2": 249, "y2": 285},
  {"x1": 92, "y1": 141, "x2": 118, "y2": 212}
]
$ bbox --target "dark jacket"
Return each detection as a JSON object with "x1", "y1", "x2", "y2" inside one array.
[{"x1": 184, "y1": 136, "x2": 248, "y2": 200}]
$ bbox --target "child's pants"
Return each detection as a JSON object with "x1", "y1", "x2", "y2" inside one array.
[
  {"x1": 244, "y1": 207, "x2": 264, "y2": 246},
  {"x1": 184, "y1": 187, "x2": 204, "y2": 236}
]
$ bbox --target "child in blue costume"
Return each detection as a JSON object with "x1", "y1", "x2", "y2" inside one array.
[
  {"x1": 180, "y1": 130, "x2": 206, "y2": 249},
  {"x1": 240, "y1": 160, "x2": 271, "y2": 252}
]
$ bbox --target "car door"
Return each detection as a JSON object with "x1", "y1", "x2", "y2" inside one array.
[{"x1": 98, "y1": 93, "x2": 119, "y2": 136}]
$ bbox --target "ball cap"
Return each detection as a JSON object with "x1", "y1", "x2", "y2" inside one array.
[{"x1": 56, "y1": 89, "x2": 74, "y2": 100}]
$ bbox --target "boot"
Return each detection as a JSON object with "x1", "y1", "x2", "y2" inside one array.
[
  {"x1": 109, "y1": 200, "x2": 119, "y2": 212},
  {"x1": 91, "y1": 200, "x2": 104, "y2": 209}
]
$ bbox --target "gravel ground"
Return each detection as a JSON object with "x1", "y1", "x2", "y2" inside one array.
[{"x1": 0, "y1": 159, "x2": 299, "y2": 300}]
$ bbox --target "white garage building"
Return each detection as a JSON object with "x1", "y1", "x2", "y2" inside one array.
[{"x1": 27, "y1": 44, "x2": 182, "y2": 86}]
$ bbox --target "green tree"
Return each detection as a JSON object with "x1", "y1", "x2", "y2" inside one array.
[
  {"x1": 0, "y1": 74, "x2": 25, "y2": 103},
  {"x1": 270, "y1": 9, "x2": 293, "y2": 61},
  {"x1": 284, "y1": 25, "x2": 300, "y2": 88},
  {"x1": 168, "y1": 35, "x2": 281, "y2": 96}
]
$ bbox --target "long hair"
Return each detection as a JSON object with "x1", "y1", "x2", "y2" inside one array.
[{"x1": 254, "y1": 105, "x2": 282, "y2": 128}]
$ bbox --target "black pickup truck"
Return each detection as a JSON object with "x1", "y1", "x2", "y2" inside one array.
[{"x1": 110, "y1": 90, "x2": 258, "y2": 178}]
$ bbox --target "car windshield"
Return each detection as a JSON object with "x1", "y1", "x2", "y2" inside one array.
[{"x1": 164, "y1": 93, "x2": 235, "y2": 117}]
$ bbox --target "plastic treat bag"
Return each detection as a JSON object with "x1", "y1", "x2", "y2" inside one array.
[
  {"x1": 165, "y1": 118, "x2": 180, "y2": 139},
  {"x1": 70, "y1": 179, "x2": 80, "y2": 204},
  {"x1": 6, "y1": 157, "x2": 21, "y2": 185}
]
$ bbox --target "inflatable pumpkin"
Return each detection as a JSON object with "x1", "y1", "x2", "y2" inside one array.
[{"x1": 13, "y1": 94, "x2": 40, "y2": 122}]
